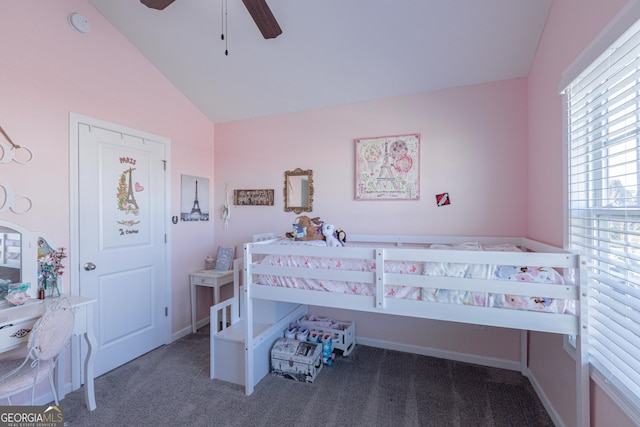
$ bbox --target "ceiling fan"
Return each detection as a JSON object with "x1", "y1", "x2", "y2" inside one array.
[{"x1": 140, "y1": 0, "x2": 282, "y2": 39}]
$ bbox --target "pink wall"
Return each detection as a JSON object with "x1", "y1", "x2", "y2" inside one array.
[
  {"x1": 0, "y1": 0, "x2": 215, "y2": 334},
  {"x1": 214, "y1": 79, "x2": 530, "y2": 248},
  {"x1": 527, "y1": 0, "x2": 632, "y2": 426},
  {"x1": 215, "y1": 79, "x2": 530, "y2": 362}
]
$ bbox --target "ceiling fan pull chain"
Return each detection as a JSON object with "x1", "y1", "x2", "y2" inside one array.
[
  {"x1": 221, "y1": 0, "x2": 229, "y2": 55},
  {"x1": 221, "y1": 0, "x2": 225, "y2": 40}
]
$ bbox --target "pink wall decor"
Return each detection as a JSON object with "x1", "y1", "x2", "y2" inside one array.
[
  {"x1": 436, "y1": 193, "x2": 450, "y2": 206},
  {"x1": 233, "y1": 189, "x2": 275, "y2": 206},
  {"x1": 180, "y1": 175, "x2": 210, "y2": 222},
  {"x1": 355, "y1": 133, "x2": 420, "y2": 201}
]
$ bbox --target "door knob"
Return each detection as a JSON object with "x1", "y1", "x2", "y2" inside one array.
[{"x1": 84, "y1": 262, "x2": 97, "y2": 271}]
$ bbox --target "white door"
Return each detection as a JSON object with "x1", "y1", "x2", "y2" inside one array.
[{"x1": 75, "y1": 119, "x2": 169, "y2": 377}]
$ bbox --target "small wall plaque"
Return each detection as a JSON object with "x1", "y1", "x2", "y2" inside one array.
[
  {"x1": 436, "y1": 192, "x2": 450, "y2": 206},
  {"x1": 234, "y1": 189, "x2": 274, "y2": 206}
]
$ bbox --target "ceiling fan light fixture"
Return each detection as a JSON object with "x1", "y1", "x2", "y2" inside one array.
[{"x1": 140, "y1": 0, "x2": 281, "y2": 41}]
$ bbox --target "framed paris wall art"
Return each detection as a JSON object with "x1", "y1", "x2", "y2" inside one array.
[
  {"x1": 180, "y1": 174, "x2": 210, "y2": 221},
  {"x1": 355, "y1": 133, "x2": 420, "y2": 201}
]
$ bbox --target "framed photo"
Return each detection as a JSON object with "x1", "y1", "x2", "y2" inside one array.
[
  {"x1": 180, "y1": 175, "x2": 210, "y2": 221},
  {"x1": 233, "y1": 189, "x2": 274, "y2": 206},
  {"x1": 355, "y1": 134, "x2": 420, "y2": 201},
  {"x1": 214, "y1": 246, "x2": 235, "y2": 271}
]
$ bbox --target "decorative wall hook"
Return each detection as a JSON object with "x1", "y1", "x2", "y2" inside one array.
[
  {"x1": 0, "y1": 126, "x2": 33, "y2": 164},
  {"x1": 222, "y1": 183, "x2": 231, "y2": 229},
  {"x1": 0, "y1": 182, "x2": 33, "y2": 214}
]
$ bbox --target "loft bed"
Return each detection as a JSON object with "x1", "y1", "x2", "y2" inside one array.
[{"x1": 239, "y1": 233, "x2": 590, "y2": 426}]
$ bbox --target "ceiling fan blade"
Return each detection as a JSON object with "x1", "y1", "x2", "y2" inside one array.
[
  {"x1": 242, "y1": 0, "x2": 282, "y2": 39},
  {"x1": 140, "y1": 0, "x2": 176, "y2": 10}
]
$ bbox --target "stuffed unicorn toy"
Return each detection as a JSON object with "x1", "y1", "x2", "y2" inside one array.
[{"x1": 321, "y1": 223, "x2": 343, "y2": 247}]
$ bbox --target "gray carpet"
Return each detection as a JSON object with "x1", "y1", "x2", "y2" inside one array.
[{"x1": 61, "y1": 326, "x2": 553, "y2": 427}]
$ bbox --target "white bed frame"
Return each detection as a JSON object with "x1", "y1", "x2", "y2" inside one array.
[{"x1": 240, "y1": 233, "x2": 589, "y2": 426}]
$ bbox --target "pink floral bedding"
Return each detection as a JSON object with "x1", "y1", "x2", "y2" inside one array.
[
  {"x1": 256, "y1": 240, "x2": 568, "y2": 313},
  {"x1": 257, "y1": 240, "x2": 422, "y2": 300},
  {"x1": 421, "y1": 242, "x2": 567, "y2": 313}
]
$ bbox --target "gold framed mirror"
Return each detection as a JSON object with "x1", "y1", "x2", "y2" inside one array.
[{"x1": 284, "y1": 168, "x2": 313, "y2": 213}]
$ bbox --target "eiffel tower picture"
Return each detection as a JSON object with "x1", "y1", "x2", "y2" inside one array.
[
  {"x1": 181, "y1": 175, "x2": 210, "y2": 221},
  {"x1": 117, "y1": 167, "x2": 140, "y2": 217},
  {"x1": 190, "y1": 180, "x2": 202, "y2": 216},
  {"x1": 377, "y1": 142, "x2": 398, "y2": 190},
  {"x1": 124, "y1": 167, "x2": 139, "y2": 210}
]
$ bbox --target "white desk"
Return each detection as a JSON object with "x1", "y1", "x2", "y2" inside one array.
[
  {"x1": 0, "y1": 295, "x2": 97, "y2": 410},
  {"x1": 190, "y1": 269, "x2": 234, "y2": 333}
]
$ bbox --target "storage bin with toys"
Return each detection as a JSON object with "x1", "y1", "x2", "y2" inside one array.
[
  {"x1": 285, "y1": 315, "x2": 355, "y2": 364},
  {"x1": 271, "y1": 338, "x2": 323, "y2": 383}
]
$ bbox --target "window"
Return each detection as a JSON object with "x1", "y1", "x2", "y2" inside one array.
[{"x1": 565, "y1": 17, "x2": 640, "y2": 413}]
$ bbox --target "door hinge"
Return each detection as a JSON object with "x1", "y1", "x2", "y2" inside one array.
[
  {"x1": 165, "y1": 307, "x2": 168, "y2": 317},
  {"x1": 164, "y1": 233, "x2": 167, "y2": 244},
  {"x1": 162, "y1": 160, "x2": 166, "y2": 171}
]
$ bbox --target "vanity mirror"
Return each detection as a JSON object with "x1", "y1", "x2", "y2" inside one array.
[
  {"x1": 0, "y1": 225, "x2": 21, "y2": 283},
  {"x1": 0, "y1": 220, "x2": 54, "y2": 306},
  {"x1": 284, "y1": 168, "x2": 313, "y2": 214}
]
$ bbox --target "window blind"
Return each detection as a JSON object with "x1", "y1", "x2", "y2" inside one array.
[{"x1": 565, "y1": 17, "x2": 640, "y2": 409}]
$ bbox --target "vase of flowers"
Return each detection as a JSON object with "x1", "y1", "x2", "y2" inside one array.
[{"x1": 38, "y1": 248, "x2": 66, "y2": 298}]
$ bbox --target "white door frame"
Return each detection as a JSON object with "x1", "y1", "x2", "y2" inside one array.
[{"x1": 68, "y1": 112, "x2": 172, "y2": 390}]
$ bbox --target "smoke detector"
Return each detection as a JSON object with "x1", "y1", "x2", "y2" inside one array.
[{"x1": 68, "y1": 13, "x2": 91, "y2": 34}]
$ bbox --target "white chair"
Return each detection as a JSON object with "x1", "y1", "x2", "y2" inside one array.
[{"x1": 0, "y1": 299, "x2": 75, "y2": 405}]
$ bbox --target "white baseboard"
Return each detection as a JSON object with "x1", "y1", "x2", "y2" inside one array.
[
  {"x1": 171, "y1": 325, "x2": 194, "y2": 342},
  {"x1": 194, "y1": 318, "x2": 211, "y2": 332},
  {"x1": 356, "y1": 336, "x2": 521, "y2": 372},
  {"x1": 525, "y1": 367, "x2": 565, "y2": 427},
  {"x1": 173, "y1": 318, "x2": 213, "y2": 342}
]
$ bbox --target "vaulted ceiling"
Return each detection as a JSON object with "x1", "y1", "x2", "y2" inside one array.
[{"x1": 88, "y1": 0, "x2": 553, "y2": 123}]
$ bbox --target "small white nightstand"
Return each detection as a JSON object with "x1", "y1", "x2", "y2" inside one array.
[{"x1": 190, "y1": 269, "x2": 234, "y2": 333}]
